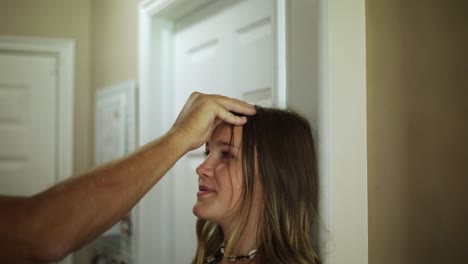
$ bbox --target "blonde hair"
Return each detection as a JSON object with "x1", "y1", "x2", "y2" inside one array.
[{"x1": 192, "y1": 107, "x2": 320, "y2": 264}]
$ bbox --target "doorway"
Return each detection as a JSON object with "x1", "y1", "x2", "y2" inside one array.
[
  {"x1": 171, "y1": 1, "x2": 273, "y2": 263},
  {"x1": 0, "y1": 36, "x2": 74, "y2": 264},
  {"x1": 138, "y1": 0, "x2": 369, "y2": 263}
]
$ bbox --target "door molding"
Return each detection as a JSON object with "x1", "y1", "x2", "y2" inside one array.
[
  {"x1": 139, "y1": 0, "x2": 286, "y2": 141},
  {"x1": 0, "y1": 36, "x2": 75, "y2": 263},
  {"x1": 0, "y1": 36, "x2": 74, "y2": 183},
  {"x1": 138, "y1": 1, "x2": 368, "y2": 264}
]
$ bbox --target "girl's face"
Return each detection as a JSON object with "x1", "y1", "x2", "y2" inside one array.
[{"x1": 193, "y1": 123, "x2": 245, "y2": 224}]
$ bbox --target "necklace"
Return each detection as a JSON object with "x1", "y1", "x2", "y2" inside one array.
[
  {"x1": 205, "y1": 243, "x2": 258, "y2": 263},
  {"x1": 221, "y1": 243, "x2": 258, "y2": 262}
]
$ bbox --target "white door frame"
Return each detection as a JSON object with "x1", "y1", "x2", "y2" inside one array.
[
  {"x1": 138, "y1": 0, "x2": 368, "y2": 264},
  {"x1": 0, "y1": 35, "x2": 75, "y2": 264},
  {"x1": 0, "y1": 36, "x2": 74, "y2": 183}
]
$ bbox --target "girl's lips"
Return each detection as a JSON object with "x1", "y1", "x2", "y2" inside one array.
[
  {"x1": 199, "y1": 185, "x2": 215, "y2": 192},
  {"x1": 197, "y1": 185, "x2": 216, "y2": 196}
]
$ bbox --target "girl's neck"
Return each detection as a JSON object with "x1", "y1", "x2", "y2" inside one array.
[{"x1": 219, "y1": 214, "x2": 260, "y2": 258}]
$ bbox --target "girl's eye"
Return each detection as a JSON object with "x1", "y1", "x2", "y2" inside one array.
[{"x1": 222, "y1": 151, "x2": 233, "y2": 159}]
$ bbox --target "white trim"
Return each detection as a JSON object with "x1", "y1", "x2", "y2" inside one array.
[
  {"x1": 138, "y1": 2, "x2": 217, "y2": 263},
  {"x1": 138, "y1": 1, "x2": 216, "y2": 140},
  {"x1": 318, "y1": 1, "x2": 331, "y2": 263},
  {"x1": 0, "y1": 35, "x2": 75, "y2": 264},
  {"x1": 273, "y1": 0, "x2": 287, "y2": 108},
  {"x1": 326, "y1": 0, "x2": 368, "y2": 263},
  {"x1": 138, "y1": 5, "x2": 152, "y2": 146},
  {"x1": 138, "y1": 3, "x2": 174, "y2": 264},
  {"x1": 0, "y1": 35, "x2": 74, "y2": 184},
  {"x1": 140, "y1": 0, "x2": 177, "y2": 16}
]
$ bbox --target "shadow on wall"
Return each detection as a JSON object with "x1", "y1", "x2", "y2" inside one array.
[{"x1": 367, "y1": 0, "x2": 468, "y2": 263}]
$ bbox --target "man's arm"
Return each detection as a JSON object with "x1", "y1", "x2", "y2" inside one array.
[{"x1": 0, "y1": 92, "x2": 255, "y2": 263}]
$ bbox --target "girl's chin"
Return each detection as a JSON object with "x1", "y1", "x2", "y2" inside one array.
[
  {"x1": 192, "y1": 206, "x2": 216, "y2": 221},
  {"x1": 192, "y1": 205, "x2": 206, "y2": 218}
]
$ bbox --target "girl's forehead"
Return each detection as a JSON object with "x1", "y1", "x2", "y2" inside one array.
[{"x1": 209, "y1": 123, "x2": 243, "y2": 146}]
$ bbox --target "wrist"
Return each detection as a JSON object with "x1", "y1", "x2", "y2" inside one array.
[{"x1": 165, "y1": 127, "x2": 193, "y2": 155}]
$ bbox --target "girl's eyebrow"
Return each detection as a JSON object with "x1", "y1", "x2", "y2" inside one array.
[
  {"x1": 216, "y1": 141, "x2": 239, "y2": 149},
  {"x1": 206, "y1": 140, "x2": 239, "y2": 149}
]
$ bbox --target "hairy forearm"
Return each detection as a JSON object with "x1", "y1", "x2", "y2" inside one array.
[
  {"x1": 0, "y1": 130, "x2": 190, "y2": 262},
  {"x1": 0, "y1": 92, "x2": 255, "y2": 262}
]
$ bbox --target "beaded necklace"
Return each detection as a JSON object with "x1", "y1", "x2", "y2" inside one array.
[{"x1": 205, "y1": 243, "x2": 258, "y2": 263}]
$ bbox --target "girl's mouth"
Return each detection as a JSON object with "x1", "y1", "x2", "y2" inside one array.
[{"x1": 197, "y1": 185, "x2": 216, "y2": 196}]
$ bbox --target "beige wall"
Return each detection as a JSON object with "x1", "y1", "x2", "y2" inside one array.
[
  {"x1": 0, "y1": 0, "x2": 139, "y2": 174},
  {"x1": 91, "y1": 0, "x2": 138, "y2": 91},
  {"x1": 0, "y1": 1, "x2": 93, "y2": 262},
  {"x1": 76, "y1": 1, "x2": 138, "y2": 263},
  {"x1": 0, "y1": 0, "x2": 138, "y2": 262},
  {"x1": 367, "y1": 0, "x2": 468, "y2": 263},
  {"x1": 0, "y1": 0, "x2": 92, "y2": 175},
  {"x1": 90, "y1": 0, "x2": 138, "y2": 166}
]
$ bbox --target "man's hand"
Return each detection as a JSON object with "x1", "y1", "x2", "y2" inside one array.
[{"x1": 171, "y1": 92, "x2": 256, "y2": 150}]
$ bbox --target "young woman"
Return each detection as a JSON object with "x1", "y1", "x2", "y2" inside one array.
[{"x1": 192, "y1": 106, "x2": 320, "y2": 264}]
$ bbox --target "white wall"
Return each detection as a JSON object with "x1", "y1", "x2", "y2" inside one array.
[{"x1": 326, "y1": 0, "x2": 368, "y2": 263}]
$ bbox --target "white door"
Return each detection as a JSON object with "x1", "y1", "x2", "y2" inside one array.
[
  {"x1": 0, "y1": 52, "x2": 58, "y2": 196},
  {"x1": 172, "y1": 0, "x2": 273, "y2": 262}
]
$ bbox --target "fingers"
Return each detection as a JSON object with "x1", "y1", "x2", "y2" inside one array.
[
  {"x1": 171, "y1": 92, "x2": 255, "y2": 151},
  {"x1": 216, "y1": 108, "x2": 248, "y2": 125},
  {"x1": 187, "y1": 91, "x2": 255, "y2": 125},
  {"x1": 212, "y1": 94, "x2": 256, "y2": 116},
  {"x1": 208, "y1": 93, "x2": 255, "y2": 126}
]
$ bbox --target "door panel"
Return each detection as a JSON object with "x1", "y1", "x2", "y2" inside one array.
[
  {"x1": 0, "y1": 53, "x2": 57, "y2": 196},
  {"x1": 172, "y1": 0, "x2": 272, "y2": 262},
  {"x1": 233, "y1": 15, "x2": 273, "y2": 95}
]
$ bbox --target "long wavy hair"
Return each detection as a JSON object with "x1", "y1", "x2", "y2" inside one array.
[{"x1": 192, "y1": 106, "x2": 320, "y2": 264}]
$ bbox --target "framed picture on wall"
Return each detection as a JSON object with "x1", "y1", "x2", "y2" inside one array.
[{"x1": 95, "y1": 80, "x2": 136, "y2": 165}]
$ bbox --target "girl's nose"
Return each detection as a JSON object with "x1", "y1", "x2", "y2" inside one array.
[{"x1": 196, "y1": 159, "x2": 213, "y2": 178}]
